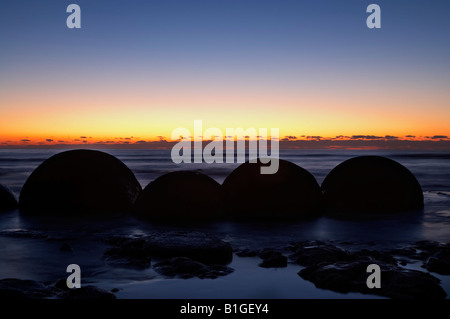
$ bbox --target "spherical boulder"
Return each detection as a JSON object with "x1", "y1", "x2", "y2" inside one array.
[
  {"x1": 19, "y1": 150, "x2": 142, "y2": 216},
  {"x1": 321, "y1": 156, "x2": 424, "y2": 216},
  {"x1": 0, "y1": 184, "x2": 18, "y2": 212},
  {"x1": 132, "y1": 171, "x2": 223, "y2": 221},
  {"x1": 222, "y1": 158, "x2": 322, "y2": 220}
]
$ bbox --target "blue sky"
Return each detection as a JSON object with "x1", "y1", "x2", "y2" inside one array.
[{"x1": 0, "y1": 0, "x2": 449, "y2": 146}]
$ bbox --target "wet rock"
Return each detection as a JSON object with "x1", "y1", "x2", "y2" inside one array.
[
  {"x1": 290, "y1": 241, "x2": 399, "y2": 267},
  {"x1": 153, "y1": 257, "x2": 233, "y2": 279},
  {"x1": 352, "y1": 249, "x2": 397, "y2": 265},
  {"x1": 59, "y1": 243, "x2": 73, "y2": 252},
  {"x1": 258, "y1": 249, "x2": 287, "y2": 268},
  {"x1": 104, "y1": 232, "x2": 233, "y2": 266},
  {"x1": 409, "y1": 241, "x2": 450, "y2": 266},
  {"x1": 384, "y1": 246, "x2": 424, "y2": 265},
  {"x1": 145, "y1": 232, "x2": 233, "y2": 265},
  {"x1": 413, "y1": 240, "x2": 440, "y2": 252},
  {"x1": 0, "y1": 184, "x2": 18, "y2": 212},
  {"x1": 19, "y1": 150, "x2": 142, "y2": 216},
  {"x1": 235, "y1": 247, "x2": 288, "y2": 268},
  {"x1": 289, "y1": 241, "x2": 353, "y2": 266},
  {"x1": 0, "y1": 278, "x2": 116, "y2": 299},
  {"x1": 222, "y1": 159, "x2": 322, "y2": 220},
  {"x1": 54, "y1": 278, "x2": 70, "y2": 291},
  {"x1": 104, "y1": 238, "x2": 151, "y2": 269},
  {"x1": 386, "y1": 247, "x2": 419, "y2": 258},
  {"x1": 321, "y1": 156, "x2": 424, "y2": 217},
  {"x1": 423, "y1": 249, "x2": 450, "y2": 275},
  {"x1": 398, "y1": 259, "x2": 408, "y2": 266},
  {"x1": 0, "y1": 278, "x2": 59, "y2": 299},
  {"x1": 235, "y1": 248, "x2": 259, "y2": 257},
  {"x1": 299, "y1": 259, "x2": 446, "y2": 299},
  {"x1": 59, "y1": 286, "x2": 116, "y2": 299},
  {"x1": 0, "y1": 229, "x2": 47, "y2": 239},
  {"x1": 413, "y1": 240, "x2": 450, "y2": 254},
  {"x1": 0, "y1": 229, "x2": 73, "y2": 242},
  {"x1": 133, "y1": 171, "x2": 223, "y2": 221}
]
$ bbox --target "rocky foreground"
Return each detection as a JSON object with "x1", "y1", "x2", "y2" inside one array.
[
  {"x1": 0, "y1": 228, "x2": 449, "y2": 299},
  {"x1": 0, "y1": 278, "x2": 116, "y2": 299}
]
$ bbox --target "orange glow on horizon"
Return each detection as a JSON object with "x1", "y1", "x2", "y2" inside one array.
[
  {"x1": 1, "y1": 77, "x2": 449, "y2": 146},
  {"x1": 1, "y1": 134, "x2": 449, "y2": 147}
]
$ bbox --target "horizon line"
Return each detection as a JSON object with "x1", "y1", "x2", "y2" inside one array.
[{"x1": 1, "y1": 138, "x2": 450, "y2": 151}]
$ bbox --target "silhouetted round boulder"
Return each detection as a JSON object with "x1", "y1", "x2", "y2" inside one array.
[
  {"x1": 132, "y1": 171, "x2": 223, "y2": 221},
  {"x1": 321, "y1": 156, "x2": 424, "y2": 216},
  {"x1": 222, "y1": 159, "x2": 322, "y2": 220},
  {"x1": 0, "y1": 184, "x2": 18, "y2": 212},
  {"x1": 19, "y1": 150, "x2": 142, "y2": 216}
]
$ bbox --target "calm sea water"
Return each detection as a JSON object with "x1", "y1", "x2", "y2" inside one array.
[{"x1": 0, "y1": 148, "x2": 449, "y2": 298}]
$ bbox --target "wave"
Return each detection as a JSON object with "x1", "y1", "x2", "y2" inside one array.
[{"x1": 389, "y1": 153, "x2": 450, "y2": 160}]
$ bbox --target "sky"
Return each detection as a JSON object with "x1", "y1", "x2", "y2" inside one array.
[{"x1": 0, "y1": 0, "x2": 449, "y2": 148}]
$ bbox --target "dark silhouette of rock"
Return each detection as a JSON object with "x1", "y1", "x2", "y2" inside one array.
[
  {"x1": 19, "y1": 150, "x2": 142, "y2": 216},
  {"x1": 153, "y1": 257, "x2": 234, "y2": 279},
  {"x1": 222, "y1": 159, "x2": 322, "y2": 220},
  {"x1": 413, "y1": 240, "x2": 450, "y2": 257},
  {"x1": 321, "y1": 156, "x2": 424, "y2": 217},
  {"x1": 0, "y1": 184, "x2": 18, "y2": 212},
  {"x1": 133, "y1": 171, "x2": 223, "y2": 221},
  {"x1": 59, "y1": 243, "x2": 73, "y2": 252},
  {"x1": 258, "y1": 249, "x2": 287, "y2": 268},
  {"x1": 145, "y1": 232, "x2": 233, "y2": 265},
  {"x1": 386, "y1": 241, "x2": 450, "y2": 269},
  {"x1": 235, "y1": 248, "x2": 259, "y2": 257},
  {"x1": 235, "y1": 247, "x2": 287, "y2": 268},
  {"x1": 289, "y1": 240, "x2": 447, "y2": 298},
  {"x1": 0, "y1": 278, "x2": 115, "y2": 299},
  {"x1": 235, "y1": 248, "x2": 287, "y2": 268},
  {"x1": 54, "y1": 278, "x2": 70, "y2": 291},
  {"x1": 423, "y1": 248, "x2": 450, "y2": 275},
  {"x1": 289, "y1": 241, "x2": 353, "y2": 266},
  {"x1": 0, "y1": 278, "x2": 59, "y2": 299},
  {"x1": 0, "y1": 229, "x2": 47, "y2": 239},
  {"x1": 299, "y1": 259, "x2": 446, "y2": 299},
  {"x1": 352, "y1": 249, "x2": 397, "y2": 265},
  {"x1": 385, "y1": 241, "x2": 444, "y2": 262},
  {"x1": 398, "y1": 259, "x2": 408, "y2": 266},
  {"x1": 59, "y1": 286, "x2": 116, "y2": 299},
  {"x1": 104, "y1": 232, "x2": 233, "y2": 266},
  {"x1": 386, "y1": 247, "x2": 419, "y2": 259},
  {"x1": 290, "y1": 241, "x2": 398, "y2": 266}
]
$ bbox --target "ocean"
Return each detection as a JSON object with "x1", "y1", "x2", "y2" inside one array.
[{"x1": 0, "y1": 148, "x2": 450, "y2": 299}]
